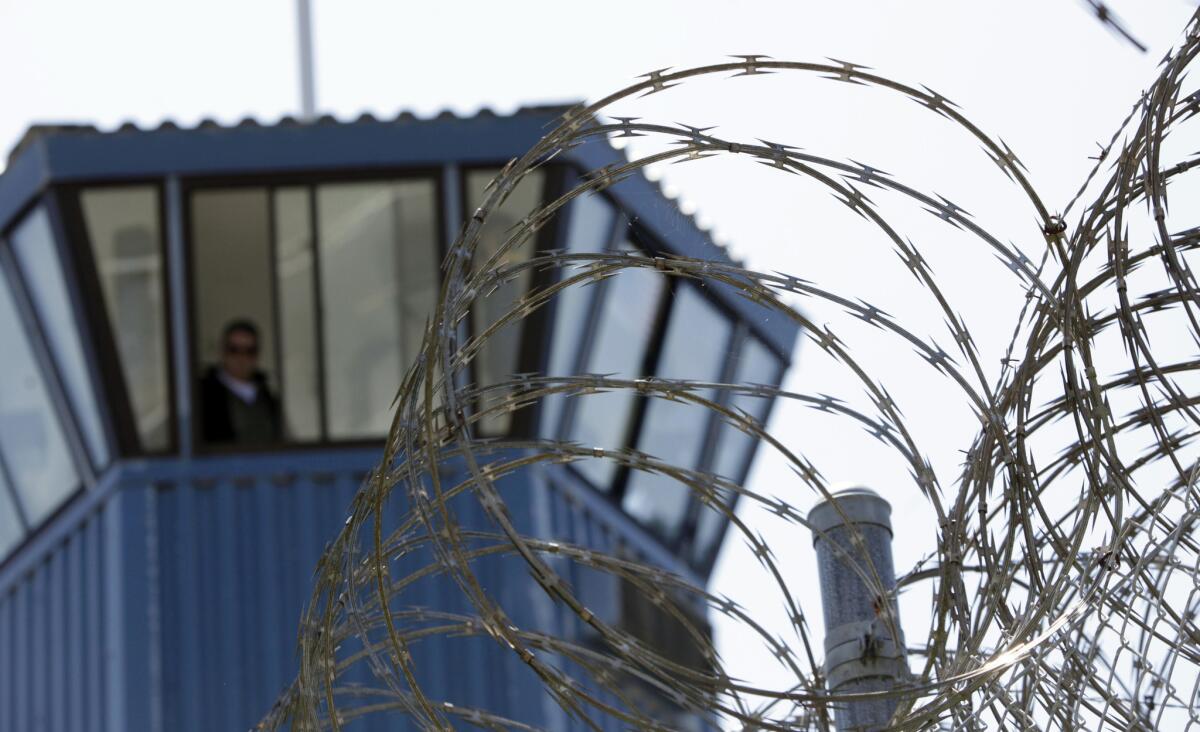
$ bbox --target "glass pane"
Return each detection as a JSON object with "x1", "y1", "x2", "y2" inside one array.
[
  {"x1": 566, "y1": 244, "x2": 664, "y2": 489},
  {"x1": 80, "y1": 187, "x2": 170, "y2": 451},
  {"x1": 11, "y1": 207, "x2": 110, "y2": 467},
  {"x1": 711, "y1": 336, "x2": 780, "y2": 480},
  {"x1": 0, "y1": 472, "x2": 21, "y2": 556},
  {"x1": 191, "y1": 189, "x2": 276, "y2": 380},
  {"x1": 317, "y1": 180, "x2": 438, "y2": 439},
  {"x1": 0, "y1": 270, "x2": 80, "y2": 525},
  {"x1": 191, "y1": 188, "x2": 284, "y2": 446},
  {"x1": 622, "y1": 287, "x2": 732, "y2": 542},
  {"x1": 274, "y1": 188, "x2": 321, "y2": 441},
  {"x1": 690, "y1": 335, "x2": 782, "y2": 567},
  {"x1": 690, "y1": 490, "x2": 732, "y2": 569},
  {"x1": 539, "y1": 191, "x2": 616, "y2": 439},
  {"x1": 465, "y1": 169, "x2": 544, "y2": 435}
]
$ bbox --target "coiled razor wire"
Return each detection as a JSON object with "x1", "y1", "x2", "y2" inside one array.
[{"x1": 260, "y1": 9, "x2": 1200, "y2": 731}]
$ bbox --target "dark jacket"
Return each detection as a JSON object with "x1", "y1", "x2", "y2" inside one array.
[{"x1": 199, "y1": 367, "x2": 283, "y2": 445}]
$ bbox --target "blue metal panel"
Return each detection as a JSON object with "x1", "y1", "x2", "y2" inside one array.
[
  {"x1": 102, "y1": 486, "x2": 151, "y2": 731},
  {"x1": 171, "y1": 482, "x2": 201, "y2": 732},
  {"x1": 0, "y1": 541, "x2": 104, "y2": 732},
  {"x1": 144, "y1": 461, "x2": 379, "y2": 730},
  {"x1": 214, "y1": 481, "x2": 239, "y2": 730},
  {"x1": 155, "y1": 483, "x2": 180, "y2": 732},
  {"x1": 14, "y1": 568, "x2": 29, "y2": 732},
  {"x1": 31, "y1": 112, "x2": 564, "y2": 185},
  {"x1": 0, "y1": 590, "x2": 9, "y2": 731},
  {"x1": 0, "y1": 443, "x2": 732, "y2": 731},
  {"x1": 232, "y1": 482, "x2": 259, "y2": 717},
  {"x1": 0, "y1": 137, "x2": 47, "y2": 233},
  {"x1": 49, "y1": 546, "x2": 67, "y2": 732},
  {"x1": 195, "y1": 481, "x2": 220, "y2": 732},
  {"x1": 67, "y1": 531, "x2": 85, "y2": 732},
  {"x1": 84, "y1": 513, "x2": 105, "y2": 732},
  {"x1": 253, "y1": 479, "x2": 286, "y2": 705},
  {"x1": 32, "y1": 559, "x2": 48, "y2": 731}
]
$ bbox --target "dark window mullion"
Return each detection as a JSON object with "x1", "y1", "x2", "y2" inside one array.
[
  {"x1": 509, "y1": 166, "x2": 567, "y2": 438},
  {"x1": 439, "y1": 165, "x2": 471, "y2": 401},
  {"x1": 158, "y1": 181, "x2": 182, "y2": 454},
  {"x1": 40, "y1": 193, "x2": 118, "y2": 465},
  {"x1": 266, "y1": 188, "x2": 285, "y2": 401},
  {"x1": 454, "y1": 168, "x2": 483, "y2": 423},
  {"x1": 181, "y1": 182, "x2": 205, "y2": 454},
  {"x1": 308, "y1": 184, "x2": 329, "y2": 442},
  {"x1": 389, "y1": 185, "x2": 407, "y2": 403}
]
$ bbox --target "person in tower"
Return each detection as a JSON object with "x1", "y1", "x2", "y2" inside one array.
[{"x1": 199, "y1": 319, "x2": 283, "y2": 445}]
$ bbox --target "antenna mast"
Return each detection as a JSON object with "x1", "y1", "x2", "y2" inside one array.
[{"x1": 296, "y1": 0, "x2": 316, "y2": 121}]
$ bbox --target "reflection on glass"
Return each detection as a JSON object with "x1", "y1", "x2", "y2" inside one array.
[
  {"x1": 0, "y1": 472, "x2": 21, "y2": 556},
  {"x1": 81, "y1": 187, "x2": 170, "y2": 451},
  {"x1": 274, "y1": 188, "x2": 320, "y2": 441},
  {"x1": 0, "y1": 271, "x2": 80, "y2": 525},
  {"x1": 567, "y1": 245, "x2": 664, "y2": 489},
  {"x1": 622, "y1": 287, "x2": 732, "y2": 541},
  {"x1": 710, "y1": 336, "x2": 780, "y2": 480},
  {"x1": 317, "y1": 180, "x2": 437, "y2": 439},
  {"x1": 465, "y1": 169, "x2": 544, "y2": 434},
  {"x1": 689, "y1": 487, "x2": 732, "y2": 569},
  {"x1": 12, "y1": 207, "x2": 110, "y2": 467},
  {"x1": 191, "y1": 188, "x2": 277, "y2": 382},
  {"x1": 689, "y1": 334, "x2": 782, "y2": 567},
  {"x1": 540, "y1": 191, "x2": 616, "y2": 439}
]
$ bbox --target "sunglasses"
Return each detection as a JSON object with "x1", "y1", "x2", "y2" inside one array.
[{"x1": 224, "y1": 344, "x2": 259, "y2": 357}]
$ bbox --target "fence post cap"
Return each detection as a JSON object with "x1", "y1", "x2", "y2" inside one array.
[{"x1": 808, "y1": 485, "x2": 892, "y2": 540}]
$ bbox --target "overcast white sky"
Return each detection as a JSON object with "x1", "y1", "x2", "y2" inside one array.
[{"x1": 3, "y1": 0, "x2": 1198, "y2": 720}]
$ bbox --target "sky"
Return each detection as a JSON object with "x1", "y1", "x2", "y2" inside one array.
[{"x1": 2, "y1": 0, "x2": 1199, "y2": 721}]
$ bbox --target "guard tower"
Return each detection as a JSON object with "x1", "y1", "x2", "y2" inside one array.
[{"x1": 0, "y1": 107, "x2": 797, "y2": 731}]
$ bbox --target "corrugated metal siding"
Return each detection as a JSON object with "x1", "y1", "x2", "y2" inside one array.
[
  {"x1": 0, "y1": 453, "x2": 707, "y2": 732},
  {"x1": 0, "y1": 510, "x2": 111, "y2": 732},
  {"x1": 148, "y1": 462, "x2": 552, "y2": 731},
  {"x1": 153, "y1": 469, "x2": 364, "y2": 732}
]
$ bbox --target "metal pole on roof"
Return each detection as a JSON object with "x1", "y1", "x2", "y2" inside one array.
[
  {"x1": 808, "y1": 486, "x2": 909, "y2": 731},
  {"x1": 296, "y1": 0, "x2": 317, "y2": 121}
]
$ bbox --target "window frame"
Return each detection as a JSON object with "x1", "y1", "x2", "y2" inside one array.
[
  {"x1": 536, "y1": 174, "x2": 623, "y2": 440},
  {"x1": 9, "y1": 200, "x2": 116, "y2": 470},
  {"x1": 617, "y1": 280, "x2": 738, "y2": 544},
  {"x1": 55, "y1": 180, "x2": 178, "y2": 457},
  {"x1": 457, "y1": 163, "x2": 567, "y2": 439},
  {"x1": 0, "y1": 195, "x2": 100, "y2": 547},
  {"x1": 679, "y1": 325, "x2": 787, "y2": 573},
  {"x1": 549, "y1": 186, "x2": 792, "y2": 564},
  {"x1": 180, "y1": 167, "x2": 448, "y2": 453}
]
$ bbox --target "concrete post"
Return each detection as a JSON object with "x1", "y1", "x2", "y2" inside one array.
[{"x1": 808, "y1": 486, "x2": 908, "y2": 731}]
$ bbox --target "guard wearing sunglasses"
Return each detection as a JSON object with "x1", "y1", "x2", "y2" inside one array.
[{"x1": 199, "y1": 319, "x2": 283, "y2": 445}]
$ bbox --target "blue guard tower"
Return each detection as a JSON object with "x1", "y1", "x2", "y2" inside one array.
[{"x1": 0, "y1": 107, "x2": 797, "y2": 731}]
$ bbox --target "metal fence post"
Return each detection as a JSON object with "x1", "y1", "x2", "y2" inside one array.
[{"x1": 809, "y1": 486, "x2": 908, "y2": 731}]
